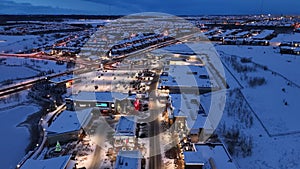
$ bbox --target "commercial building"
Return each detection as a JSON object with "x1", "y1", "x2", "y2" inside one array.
[
  {"x1": 46, "y1": 108, "x2": 92, "y2": 145},
  {"x1": 158, "y1": 65, "x2": 218, "y2": 94},
  {"x1": 66, "y1": 91, "x2": 136, "y2": 113}
]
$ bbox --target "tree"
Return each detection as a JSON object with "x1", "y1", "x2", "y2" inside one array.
[{"x1": 55, "y1": 141, "x2": 62, "y2": 152}]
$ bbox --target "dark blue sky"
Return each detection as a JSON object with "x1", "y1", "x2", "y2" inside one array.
[{"x1": 0, "y1": 0, "x2": 300, "y2": 15}]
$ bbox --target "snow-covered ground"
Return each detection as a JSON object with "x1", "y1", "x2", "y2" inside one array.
[
  {"x1": 0, "y1": 35, "x2": 40, "y2": 53},
  {"x1": 214, "y1": 44, "x2": 300, "y2": 169},
  {"x1": 205, "y1": 88, "x2": 300, "y2": 169},
  {"x1": 217, "y1": 45, "x2": 300, "y2": 135},
  {"x1": 0, "y1": 56, "x2": 67, "y2": 84},
  {"x1": 1, "y1": 56, "x2": 67, "y2": 73},
  {"x1": 216, "y1": 45, "x2": 300, "y2": 85},
  {"x1": 270, "y1": 33, "x2": 300, "y2": 43},
  {"x1": 0, "y1": 66, "x2": 37, "y2": 82},
  {"x1": 0, "y1": 100, "x2": 40, "y2": 169}
]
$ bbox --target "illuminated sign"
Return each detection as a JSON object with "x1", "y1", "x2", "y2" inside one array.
[{"x1": 96, "y1": 103, "x2": 108, "y2": 107}]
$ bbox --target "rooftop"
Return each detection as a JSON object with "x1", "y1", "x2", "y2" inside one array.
[
  {"x1": 114, "y1": 116, "x2": 137, "y2": 137},
  {"x1": 169, "y1": 93, "x2": 213, "y2": 131},
  {"x1": 70, "y1": 91, "x2": 135, "y2": 102},
  {"x1": 115, "y1": 151, "x2": 142, "y2": 169},
  {"x1": 47, "y1": 108, "x2": 92, "y2": 135},
  {"x1": 158, "y1": 65, "x2": 217, "y2": 90},
  {"x1": 20, "y1": 155, "x2": 73, "y2": 169},
  {"x1": 183, "y1": 143, "x2": 237, "y2": 169},
  {"x1": 252, "y1": 29, "x2": 274, "y2": 39}
]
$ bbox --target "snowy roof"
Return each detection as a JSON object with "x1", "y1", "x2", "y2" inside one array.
[
  {"x1": 252, "y1": 30, "x2": 274, "y2": 39},
  {"x1": 235, "y1": 31, "x2": 249, "y2": 37},
  {"x1": 280, "y1": 46, "x2": 295, "y2": 50},
  {"x1": 115, "y1": 151, "x2": 142, "y2": 169},
  {"x1": 47, "y1": 108, "x2": 92, "y2": 135},
  {"x1": 158, "y1": 65, "x2": 217, "y2": 89},
  {"x1": 21, "y1": 155, "x2": 72, "y2": 169},
  {"x1": 70, "y1": 91, "x2": 135, "y2": 102},
  {"x1": 114, "y1": 116, "x2": 137, "y2": 137},
  {"x1": 169, "y1": 94, "x2": 213, "y2": 131},
  {"x1": 192, "y1": 114, "x2": 211, "y2": 130},
  {"x1": 294, "y1": 47, "x2": 300, "y2": 52},
  {"x1": 220, "y1": 29, "x2": 237, "y2": 37},
  {"x1": 183, "y1": 143, "x2": 237, "y2": 169}
]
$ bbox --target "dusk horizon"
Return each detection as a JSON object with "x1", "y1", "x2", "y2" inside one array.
[{"x1": 1, "y1": 0, "x2": 300, "y2": 15}]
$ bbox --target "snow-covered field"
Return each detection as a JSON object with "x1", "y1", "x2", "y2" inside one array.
[
  {"x1": 0, "y1": 56, "x2": 67, "y2": 84},
  {"x1": 215, "y1": 44, "x2": 300, "y2": 169},
  {"x1": 0, "y1": 35, "x2": 40, "y2": 53},
  {"x1": 217, "y1": 45, "x2": 300, "y2": 135},
  {"x1": 1, "y1": 56, "x2": 67, "y2": 73},
  {"x1": 0, "y1": 66, "x2": 37, "y2": 81},
  {"x1": 271, "y1": 33, "x2": 300, "y2": 43},
  {"x1": 203, "y1": 89, "x2": 300, "y2": 169},
  {"x1": 0, "y1": 101, "x2": 40, "y2": 169},
  {"x1": 215, "y1": 45, "x2": 300, "y2": 85}
]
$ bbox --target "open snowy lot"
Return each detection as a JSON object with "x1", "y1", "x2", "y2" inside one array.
[
  {"x1": 0, "y1": 65, "x2": 37, "y2": 82},
  {"x1": 215, "y1": 45, "x2": 300, "y2": 169},
  {"x1": 216, "y1": 45, "x2": 300, "y2": 85},
  {"x1": 202, "y1": 89, "x2": 300, "y2": 169},
  {"x1": 0, "y1": 56, "x2": 67, "y2": 85},
  {"x1": 0, "y1": 101, "x2": 40, "y2": 169},
  {"x1": 0, "y1": 35, "x2": 40, "y2": 53},
  {"x1": 270, "y1": 33, "x2": 300, "y2": 43},
  {"x1": 217, "y1": 45, "x2": 300, "y2": 135}
]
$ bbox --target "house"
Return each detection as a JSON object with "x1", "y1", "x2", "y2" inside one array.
[
  {"x1": 46, "y1": 108, "x2": 92, "y2": 145},
  {"x1": 280, "y1": 46, "x2": 297, "y2": 55},
  {"x1": 251, "y1": 40, "x2": 269, "y2": 46},
  {"x1": 183, "y1": 143, "x2": 237, "y2": 169},
  {"x1": 114, "y1": 116, "x2": 137, "y2": 148},
  {"x1": 20, "y1": 155, "x2": 75, "y2": 169},
  {"x1": 252, "y1": 29, "x2": 275, "y2": 40},
  {"x1": 114, "y1": 151, "x2": 143, "y2": 169}
]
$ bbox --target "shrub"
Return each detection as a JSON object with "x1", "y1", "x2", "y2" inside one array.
[{"x1": 248, "y1": 77, "x2": 266, "y2": 87}]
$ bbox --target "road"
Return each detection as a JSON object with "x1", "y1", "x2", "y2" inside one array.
[
  {"x1": 148, "y1": 76, "x2": 163, "y2": 169},
  {"x1": 149, "y1": 118, "x2": 162, "y2": 169},
  {"x1": 89, "y1": 145, "x2": 103, "y2": 169}
]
